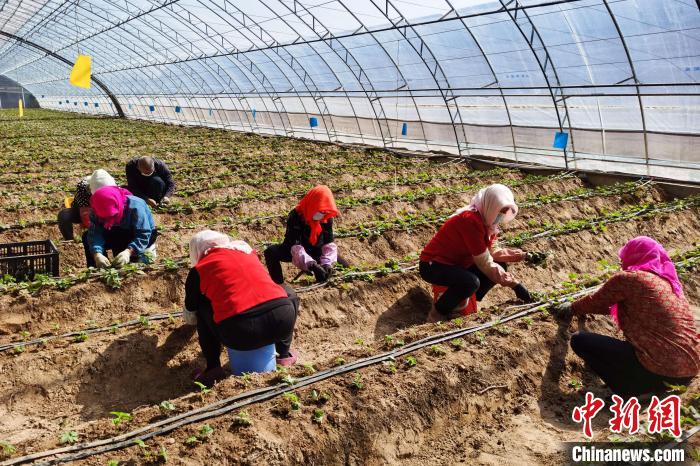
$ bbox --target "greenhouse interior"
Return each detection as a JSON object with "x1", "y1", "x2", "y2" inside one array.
[{"x1": 0, "y1": 0, "x2": 698, "y2": 465}]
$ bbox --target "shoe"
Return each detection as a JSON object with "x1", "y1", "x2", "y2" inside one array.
[
  {"x1": 191, "y1": 366, "x2": 227, "y2": 387},
  {"x1": 277, "y1": 349, "x2": 299, "y2": 367}
]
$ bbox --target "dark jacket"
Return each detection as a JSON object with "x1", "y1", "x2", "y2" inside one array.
[
  {"x1": 281, "y1": 208, "x2": 333, "y2": 258},
  {"x1": 125, "y1": 158, "x2": 175, "y2": 198}
]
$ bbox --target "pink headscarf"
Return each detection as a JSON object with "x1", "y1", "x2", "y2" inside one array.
[
  {"x1": 90, "y1": 186, "x2": 132, "y2": 230},
  {"x1": 453, "y1": 184, "x2": 518, "y2": 236},
  {"x1": 610, "y1": 236, "x2": 684, "y2": 323}
]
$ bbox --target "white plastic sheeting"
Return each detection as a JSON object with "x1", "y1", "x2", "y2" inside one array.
[{"x1": 0, "y1": 0, "x2": 698, "y2": 181}]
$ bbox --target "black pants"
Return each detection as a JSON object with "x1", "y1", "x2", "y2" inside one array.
[
  {"x1": 82, "y1": 228, "x2": 158, "y2": 267},
  {"x1": 131, "y1": 176, "x2": 166, "y2": 203},
  {"x1": 570, "y1": 332, "x2": 692, "y2": 398},
  {"x1": 57, "y1": 206, "x2": 81, "y2": 240},
  {"x1": 419, "y1": 260, "x2": 505, "y2": 315},
  {"x1": 198, "y1": 284, "x2": 299, "y2": 369},
  {"x1": 264, "y1": 243, "x2": 348, "y2": 284}
]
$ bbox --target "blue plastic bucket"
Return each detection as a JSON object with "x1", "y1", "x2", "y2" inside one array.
[{"x1": 227, "y1": 344, "x2": 276, "y2": 375}]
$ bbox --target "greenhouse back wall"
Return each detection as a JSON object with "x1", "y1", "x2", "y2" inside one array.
[{"x1": 1, "y1": 0, "x2": 699, "y2": 181}]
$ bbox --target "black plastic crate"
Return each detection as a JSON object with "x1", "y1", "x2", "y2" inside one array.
[{"x1": 0, "y1": 240, "x2": 59, "y2": 280}]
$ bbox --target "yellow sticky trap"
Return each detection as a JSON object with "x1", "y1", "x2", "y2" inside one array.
[
  {"x1": 18, "y1": 99, "x2": 23, "y2": 118},
  {"x1": 70, "y1": 55, "x2": 91, "y2": 89},
  {"x1": 64, "y1": 196, "x2": 74, "y2": 208}
]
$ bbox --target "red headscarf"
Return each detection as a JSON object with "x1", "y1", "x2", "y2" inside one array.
[
  {"x1": 90, "y1": 186, "x2": 132, "y2": 230},
  {"x1": 295, "y1": 185, "x2": 338, "y2": 246},
  {"x1": 610, "y1": 236, "x2": 684, "y2": 323}
]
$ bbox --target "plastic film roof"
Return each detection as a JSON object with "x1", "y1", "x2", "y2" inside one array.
[{"x1": 0, "y1": 0, "x2": 698, "y2": 181}]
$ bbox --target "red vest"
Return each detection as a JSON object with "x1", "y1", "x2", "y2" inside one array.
[
  {"x1": 195, "y1": 248, "x2": 287, "y2": 323},
  {"x1": 420, "y1": 210, "x2": 495, "y2": 268}
]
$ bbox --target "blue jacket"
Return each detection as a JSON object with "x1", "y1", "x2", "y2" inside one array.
[{"x1": 88, "y1": 196, "x2": 156, "y2": 259}]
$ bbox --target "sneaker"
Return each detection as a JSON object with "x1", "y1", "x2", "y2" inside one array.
[{"x1": 276, "y1": 349, "x2": 299, "y2": 367}]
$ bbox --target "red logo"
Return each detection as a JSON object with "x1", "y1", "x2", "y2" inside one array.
[
  {"x1": 572, "y1": 392, "x2": 605, "y2": 438},
  {"x1": 608, "y1": 395, "x2": 641, "y2": 434},
  {"x1": 648, "y1": 395, "x2": 681, "y2": 438}
]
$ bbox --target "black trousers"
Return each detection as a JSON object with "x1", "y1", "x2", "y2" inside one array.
[
  {"x1": 82, "y1": 227, "x2": 158, "y2": 267},
  {"x1": 570, "y1": 332, "x2": 692, "y2": 398},
  {"x1": 419, "y1": 260, "x2": 505, "y2": 315},
  {"x1": 198, "y1": 284, "x2": 299, "y2": 369},
  {"x1": 263, "y1": 243, "x2": 348, "y2": 284},
  {"x1": 131, "y1": 176, "x2": 166, "y2": 203},
  {"x1": 57, "y1": 206, "x2": 81, "y2": 240}
]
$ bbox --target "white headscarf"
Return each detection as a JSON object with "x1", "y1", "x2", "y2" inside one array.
[
  {"x1": 189, "y1": 230, "x2": 254, "y2": 266},
  {"x1": 452, "y1": 184, "x2": 518, "y2": 235},
  {"x1": 88, "y1": 169, "x2": 117, "y2": 194}
]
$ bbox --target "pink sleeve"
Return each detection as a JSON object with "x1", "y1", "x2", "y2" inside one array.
[
  {"x1": 291, "y1": 245, "x2": 316, "y2": 271},
  {"x1": 319, "y1": 243, "x2": 338, "y2": 266}
]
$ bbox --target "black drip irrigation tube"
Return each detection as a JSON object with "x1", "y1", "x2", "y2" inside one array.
[{"x1": 2, "y1": 290, "x2": 590, "y2": 466}]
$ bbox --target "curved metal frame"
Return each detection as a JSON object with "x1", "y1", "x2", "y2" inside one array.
[{"x1": 0, "y1": 0, "x2": 697, "y2": 177}]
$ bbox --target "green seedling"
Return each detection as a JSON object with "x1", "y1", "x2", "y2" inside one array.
[
  {"x1": 110, "y1": 411, "x2": 132, "y2": 426},
  {"x1": 109, "y1": 324, "x2": 119, "y2": 334},
  {"x1": 13, "y1": 345, "x2": 24, "y2": 354},
  {"x1": 194, "y1": 381, "x2": 212, "y2": 395},
  {"x1": 350, "y1": 374, "x2": 364, "y2": 391},
  {"x1": 232, "y1": 410, "x2": 252, "y2": 427},
  {"x1": 60, "y1": 431, "x2": 78, "y2": 445},
  {"x1": 138, "y1": 315, "x2": 150, "y2": 327},
  {"x1": 429, "y1": 344, "x2": 447, "y2": 356},
  {"x1": 74, "y1": 331, "x2": 88, "y2": 343},
  {"x1": 310, "y1": 389, "x2": 332, "y2": 404},
  {"x1": 51, "y1": 322, "x2": 60, "y2": 332},
  {"x1": 198, "y1": 424, "x2": 214, "y2": 439},
  {"x1": 522, "y1": 316, "x2": 534, "y2": 328},
  {"x1": 302, "y1": 363, "x2": 316, "y2": 376},
  {"x1": 312, "y1": 408, "x2": 325, "y2": 424},
  {"x1": 354, "y1": 338, "x2": 365, "y2": 346},
  {"x1": 334, "y1": 357, "x2": 346, "y2": 366},
  {"x1": 158, "y1": 400, "x2": 175, "y2": 414},
  {"x1": 240, "y1": 372, "x2": 252, "y2": 384},
  {"x1": 664, "y1": 382, "x2": 687, "y2": 394},
  {"x1": 18, "y1": 330, "x2": 30, "y2": 338},
  {"x1": 283, "y1": 392, "x2": 302, "y2": 411},
  {"x1": 184, "y1": 436, "x2": 200, "y2": 446},
  {"x1": 568, "y1": 378, "x2": 583, "y2": 390},
  {"x1": 107, "y1": 460, "x2": 119, "y2": 466},
  {"x1": 0, "y1": 441, "x2": 16, "y2": 458},
  {"x1": 156, "y1": 445, "x2": 168, "y2": 463},
  {"x1": 405, "y1": 356, "x2": 418, "y2": 368},
  {"x1": 450, "y1": 337, "x2": 466, "y2": 349},
  {"x1": 382, "y1": 360, "x2": 398, "y2": 374},
  {"x1": 451, "y1": 317, "x2": 464, "y2": 327}
]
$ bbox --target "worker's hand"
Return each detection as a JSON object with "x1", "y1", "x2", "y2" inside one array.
[
  {"x1": 161, "y1": 196, "x2": 170, "y2": 205},
  {"x1": 94, "y1": 252, "x2": 111, "y2": 269},
  {"x1": 512, "y1": 283, "x2": 534, "y2": 303},
  {"x1": 310, "y1": 263, "x2": 328, "y2": 283},
  {"x1": 146, "y1": 198, "x2": 157, "y2": 208},
  {"x1": 321, "y1": 263, "x2": 334, "y2": 279},
  {"x1": 112, "y1": 249, "x2": 132, "y2": 267},
  {"x1": 550, "y1": 302, "x2": 573, "y2": 320},
  {"x1": 501, "y1": 271, "x2": 518, "y2": 287},
  {"x1": 183, "y1": 308, "x2": 198, "y2": 326}
]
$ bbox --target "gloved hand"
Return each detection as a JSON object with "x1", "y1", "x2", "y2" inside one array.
[
  {"x1": 310, "y1": 263, "x2": 328, "y2": 283},
  {"x1": 146, "y1": 198, "x2": 157, "y2": 208},
  {"x1": 321, "y1": 263, "x2": 334, "y2": 279},
  {"x1": 161, "y1": 196, "x2": 170, "y2": 205},
  {"x1": 112, "y1": 249, "x2": 132, "y2": 267},
  {"x1": 94, "y1": 252, "x2": 111, "y2": 269},
  {"x1": 183, "y1": 308, "x2": 198, "y2": 326},
  {"x1": 513, "y1": 283, "x2": 534, "y2": 303},
  {"x1": 550, "y1": 302, "x2": 573, "y2": 320}
]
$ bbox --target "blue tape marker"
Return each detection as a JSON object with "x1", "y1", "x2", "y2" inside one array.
[
  {"x1": 175, "y1": 106, "x2": 181, "y2": 113},
  {"x1": 94, "y1": 103, "x2": 99, "y2": 108},
  {"x1": 252, "y1": 108, "x2": 256, "y2": 120},
  {"x1": 401, "y1": 122, "x2": 408, "y2": 136},
  {"x1": 309, "y1": 117, "x2": 318, "y2": 128},
  {"x1": 84, "y1": 102, "x2": 88, "y2": 106},
  {"x1": 149, "y1": 105, "x2": 155, "y2": 112},
  {"x1": 553, "y1": 131, "x2": 569, "y2": 149},
  {"x1": 209, "y1": 108, "x2": 213, "y2": 116}
]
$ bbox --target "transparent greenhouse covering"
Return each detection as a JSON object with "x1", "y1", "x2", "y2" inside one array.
[{"x1": 0, "y1": 0, "x2": 698, "y2": 181}]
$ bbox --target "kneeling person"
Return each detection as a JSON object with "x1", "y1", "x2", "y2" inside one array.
[{"x1": 185, "y1": 230, "x2": 299, "y2": 387}]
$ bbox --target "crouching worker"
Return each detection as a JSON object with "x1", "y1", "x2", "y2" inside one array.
[
  {"x1": 419, "y1": 184, "x2": 533, "y2": 322},
  {"x1": 82, "y1": 186, "x2": 158, "y2": 268},
  {"x1": 552, "y1": 236, "x2": 699, "y2": 398},
  {"x1": 125, "y1": 155, "x2": 175, "y2": 207},
  {"x1": 264, "y1": 185, "x2": 344, "y2": 284},
  {"x1": 184, "y1": 230, "x2": 299, "y2": 386},
  {"x1": 57, "y1": 169, "x2": 116, "y2": 241}
]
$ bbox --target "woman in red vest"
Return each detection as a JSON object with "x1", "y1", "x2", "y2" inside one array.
[
  {"x1": 419, "y1": 184, "x2": 533, "y2": 322},
  {"x1": 184, "y1": 230, "x2": 299, "y2": 386}
]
